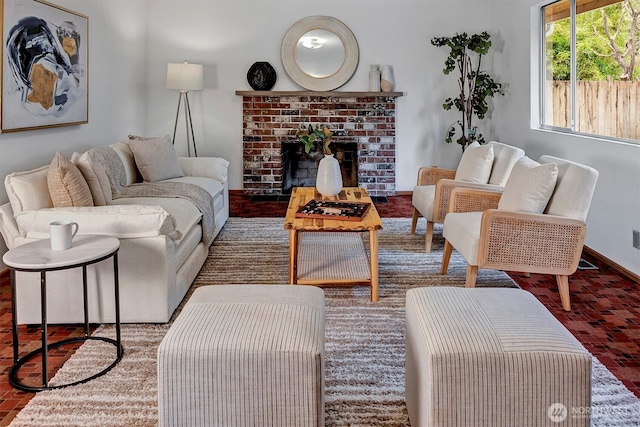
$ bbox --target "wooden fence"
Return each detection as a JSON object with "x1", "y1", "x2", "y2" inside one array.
[{"x1": 545, "y1": 80, "x2": 639, "y2": 141}]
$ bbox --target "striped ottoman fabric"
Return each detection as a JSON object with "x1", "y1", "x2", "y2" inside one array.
[
  {"x1": 158, "y1": 285, "x2": 325, "y2": 427},
  {"x1": 405, "y1": 287, "x2": 591, "y2": 427}
]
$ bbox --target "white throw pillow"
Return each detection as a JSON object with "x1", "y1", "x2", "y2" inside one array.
[
  {"x1": 487, "y1": 142, "x2": 525, "y2": 186},
  {"x1": 454, "y1": 141, "x2": 494, "y2": 184},
  {"x1": 498, "y1": 157, "x2": 558, "y2": 214},
  {"x1": 5, "y1": 165, "x2": 53, "y2": 215},
  {"x1": 128, "y1": 135, "x2": 184, "y2": 182}
]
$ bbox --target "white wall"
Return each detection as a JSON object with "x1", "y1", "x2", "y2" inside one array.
[
  {"x1": 143, "y1": 0, "x2": 496, "y2": 192},
  {"x1": 0, "y1": 0, "x2": 147, "y2": 270},
  {"x1": 490, "y1": 0, "x2": 640, "y2": 275}
]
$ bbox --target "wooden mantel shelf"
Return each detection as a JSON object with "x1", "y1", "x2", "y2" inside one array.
[{"x1": 235, "y1": 90, "x2": 404, "y2": 97}]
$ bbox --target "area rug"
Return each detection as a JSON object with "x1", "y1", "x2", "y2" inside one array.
[{"x1": 9, "y1": 218, "x2": 640, "y2": 426}]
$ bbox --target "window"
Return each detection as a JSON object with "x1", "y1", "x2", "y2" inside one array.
[{"x1": 541, "y1": 0, "x2": 639, "y2": 142}]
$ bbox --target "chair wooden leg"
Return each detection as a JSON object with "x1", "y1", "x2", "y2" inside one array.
[
  {"x1": 556, "y1": 275, "x2": 572, "y2": 311},
  {"x1": 465, "y1": 265, "x2": 478, "y2": 288},
  {"x1": 410, "y1": 209, "x2": 419, "y2": 234},
  {"x1": 441, "y1": 240, "x2": 453, "y2": 275},
  {"x1": 425, "y1": 221, "x2": 434, "y2": 253}
]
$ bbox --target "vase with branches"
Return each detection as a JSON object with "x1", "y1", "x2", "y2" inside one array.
[
  {"x1": 296, "y1": 124, "x2": 341, "y2": 196},
  {"x1": 297, "y1": 124, "x2": 333, "y2": 155},
  {"x1": 431, "y1": 31, "x2": 505, "y2": 151}
]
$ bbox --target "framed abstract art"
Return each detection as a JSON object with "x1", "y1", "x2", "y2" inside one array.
[{"x1": 1, "y1": 0, "x2": 88, "y2": 132}]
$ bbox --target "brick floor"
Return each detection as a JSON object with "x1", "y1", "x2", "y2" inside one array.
[{"x1": 0, "y1": 191, "x2": 637, "y2": 425}]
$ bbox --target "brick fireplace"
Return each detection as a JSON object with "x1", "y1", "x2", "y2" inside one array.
[{"x1": 237, "y1": 91, "x2": 402, "y2": 197}]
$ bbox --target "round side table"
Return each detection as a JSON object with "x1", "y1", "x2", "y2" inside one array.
[{"x1": 2, "y1": 235, "x2": 123, "y2": 392}]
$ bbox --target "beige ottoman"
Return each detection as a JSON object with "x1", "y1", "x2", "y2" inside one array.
[
  {"x1": 405, "y1": 287, "x2": 591, "y2": 427},
  {"x1": 158, "y1": 285, "x2": 325, "y2": 427}
]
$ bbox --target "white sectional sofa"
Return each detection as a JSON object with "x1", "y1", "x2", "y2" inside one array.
[{"x1": 0, "y1": 137, "x2": 229, "y2": 324}]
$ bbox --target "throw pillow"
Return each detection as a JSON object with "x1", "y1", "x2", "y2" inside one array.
[
  {"x1": 454, "y1": 141, "x2": 494, "y2": 184},
  {"x1": 47, "y1": 152, "x2": 94, "y2": 207},
  {"x1": 111, "y1": 140, "x2": 141, "y2": 185},
  {"x1": 487, "y1": 142, "x2": 525, "y2": 186},
  {"x1": 128, "y1": 135, "x2": 184, "y2": 182},
  {"x1": 5, "y1": 165, "x2": 53, "y2": 215},
  {"x1": 72, "y1": 151, "x2": 112, "y2": 205},
  {"x1": 498, "y1": 156, "x2": 558, "y2": 214}
]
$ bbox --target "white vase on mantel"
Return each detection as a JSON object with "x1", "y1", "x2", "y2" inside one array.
[
  {"x1": 315, "y1": 154, "x2": 343, "y2": 197},
  {"x1": 380, "y1": 64, "x2": 394, "y2": 92}
]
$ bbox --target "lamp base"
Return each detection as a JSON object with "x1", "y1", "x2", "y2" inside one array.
[{"x1": 172, "y1": 91, "x2": 198, "y2": 157}]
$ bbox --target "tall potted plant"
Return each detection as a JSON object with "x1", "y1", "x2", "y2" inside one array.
[{"x1": 431, "y1": 32, "x2": 505, "y2": 151}]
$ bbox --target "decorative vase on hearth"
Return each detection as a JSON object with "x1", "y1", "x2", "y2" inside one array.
[{"x1": 315, "y1": 154, "x2": 343, "y2": 197}]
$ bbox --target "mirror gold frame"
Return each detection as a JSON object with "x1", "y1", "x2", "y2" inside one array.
[{"x1": 281, "y1": 16, "x2": 359, "y2": 91}]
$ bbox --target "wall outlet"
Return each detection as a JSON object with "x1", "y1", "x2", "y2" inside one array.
[{"x1": 634, "y1": 230, "x2": 640, "y2": 250}]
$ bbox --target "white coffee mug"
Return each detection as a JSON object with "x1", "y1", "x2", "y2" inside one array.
[{"x1": 49, "y1": 220, "x2": 79, "y2": 251}]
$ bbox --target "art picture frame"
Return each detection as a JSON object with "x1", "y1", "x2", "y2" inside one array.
[{"x1": 1, "y1": 0, "x2": 88, "y2": 132}]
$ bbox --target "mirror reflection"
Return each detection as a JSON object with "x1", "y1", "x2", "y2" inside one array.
[
  {"x1": 281, "y1": 16, "x2": 359, "y2": 91},
  {"x1": 296, "y1": 30, "x2": 345, "y2": 78}
]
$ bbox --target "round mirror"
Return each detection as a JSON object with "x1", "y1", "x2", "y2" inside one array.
[{"x1": 281, "y1": 16, "x2": 359, "y2": 91}]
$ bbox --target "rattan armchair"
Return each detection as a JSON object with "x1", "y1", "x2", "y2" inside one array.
[
  {"x1": 440, "y1": 155, "x2": 599, "y2": 311},
  {"x1": 411, "y1": 142, "x2": 524, "y2": 252}
]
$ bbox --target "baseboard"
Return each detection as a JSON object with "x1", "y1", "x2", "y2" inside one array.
[
  {"x1": 583, "y1": 246, "x2": 640, "y2": 283},
  {"x1": 394, "y1": 190, "x2": 412, "y2": 196}
]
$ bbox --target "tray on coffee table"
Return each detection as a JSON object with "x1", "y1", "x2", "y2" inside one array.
[{"x1": 295, "y1": 199, "x2": 371, "y2": 221}]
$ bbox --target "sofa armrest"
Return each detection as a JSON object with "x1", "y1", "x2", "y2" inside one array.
[
  {"x1": 0, "y1": 203, "x2": 20, "y2": 250},
  {"x1": 178, "y1": 157, "x2": 229, "y2": 183},
  {"x1": 478, "y1": 209, "x2": 586, "y2": 274},
  {"x1": 416, "y1": 167, "x2": 456, "y2": 186},
  {"x1": 14, "y1": 205, "x2": 180, "y2": 240}
]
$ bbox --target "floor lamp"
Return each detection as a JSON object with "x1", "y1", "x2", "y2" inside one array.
[{"x1": 166, "y1": 62, "x2": 204, "y2": 157}]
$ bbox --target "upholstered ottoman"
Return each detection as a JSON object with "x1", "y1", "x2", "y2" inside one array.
[
  {"x1": 157, "y1": 285, "x2": 325, "y2": 427},
  {"x1": 405, "y1": 287, "x2": 591, "y2": 427}
]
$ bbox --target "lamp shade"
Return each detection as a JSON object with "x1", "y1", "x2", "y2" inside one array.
[{"x1": 166, "y1": 62, "x2": 204, "y2": 91}]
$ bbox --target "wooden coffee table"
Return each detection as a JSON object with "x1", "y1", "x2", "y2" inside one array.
[{"x1": 284, "y1": 187, "x2": 383, "y2": 302}]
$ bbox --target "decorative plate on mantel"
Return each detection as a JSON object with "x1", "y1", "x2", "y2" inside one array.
[{"x1": 247, "y1": 61, "x2": 277, "y2": 91}]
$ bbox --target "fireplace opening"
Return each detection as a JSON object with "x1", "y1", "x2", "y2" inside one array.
[{"x1": 282, "y1": 143, "x2": 358, "y2": 194}]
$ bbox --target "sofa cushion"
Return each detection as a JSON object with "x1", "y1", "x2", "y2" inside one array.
[
  {"x1": 498, "y1": 157, "x2": 558, "y2": 214},
  {"x1": 111, "y1": 197, "x2": 203, "y2": 268},
  {"x1": 455, "y1": 142, "x2": 494, "y2": 184},
  {"x1": 163, "y1": 176, "x2": 224, "y2": 201},
  {"x1": 178, "y1": 157, "x2": 229, "y2": 183},
  {"x1": 15, "y1": 204, "x2": 180, "y2": 240},
  {"x1": 47, "y1": 152, "x2": 94, "y2": 208},
  {"x1": 112, "y1": 197, "x2": 202, "y2": 240},
  {"x1": 411, "y1": 185, "x2": 436, "y2": 221},
  {"x1": 442, "y1": 211, "x2": 483, "y2": 264},
  {"x1": 5, "y1": 165, "x2": 53, "y2": 215},
  {"x1": 128, "y1": 135, "x2": 184, "y2": 182}
]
